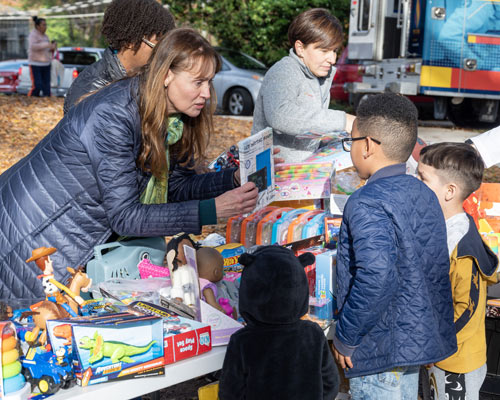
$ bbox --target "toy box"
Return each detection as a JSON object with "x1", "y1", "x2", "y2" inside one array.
[
  {"x1": 315, "y1": 250, "x2": 337, "y2": 301},
  {"x1": 296, "y1": 245, "x2": 329, "y2": 297},
  {"x1": 46, "y1": 313, "x2": 164, "y2": 387},
  {"x1": 238, "y1": 127, "x2": 275, "y2": 211},
  {"x1": 275, "y1": 162, "x2": 334, "y2": 202},
  {"x1": 129, "y1": 301, "x2": 212, "y2": 364},
  {"x1": 0, "y1": 321, "x2": 30, "y2": 399}
]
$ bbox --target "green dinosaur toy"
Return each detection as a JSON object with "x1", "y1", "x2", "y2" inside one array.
[{"x1": 78, "y1": 331, "x2": 157, "y2": 364}]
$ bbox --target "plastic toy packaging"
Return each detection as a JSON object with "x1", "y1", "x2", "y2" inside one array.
[
  {"x1": 240, "y1": 206, "x2": 277, "y2": 247},
  {"x1": 287, "y1": 210, "x2": 324, "y2": 243},
  {"x1": 256, "y1": 207, "x2": 293, "y2": 245},
  {"x1": 94, "y1": 277, "x2": 172, "y2": 306},
  {"x1": 325, "y1": 217, "x2": 342, "y2": 245},
  {"x1": 301, "y1": 212, "x2": 326, "y2": 240},
  {"x1": 215, "y1": 243, "x2": 246, "y2": 273},
  {"x1": 274, "y1": 208, "x2": 309, "y2": 245},
  {"x1": 226, "y1": 215, "x2": 246, "y2": 244},
  {"x1": 332, "y1": 170, "x2": 363, "y2": 195}
]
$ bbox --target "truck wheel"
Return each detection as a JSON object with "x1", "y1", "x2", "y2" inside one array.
[
  {"x1": 22, "y1": 369, "x2": 32, "y2": 383},
  {"x1": 227, "y1": 88, "x2": 253, "y2": 116},
  {"x1": 62, "y1": 376, "x2": 76, "y2": 389},
  {"x1": 38, "y1": 375, "x2": 60, "y2": 395}
]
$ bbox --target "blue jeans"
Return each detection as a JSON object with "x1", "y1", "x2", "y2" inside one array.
[
  {"x1": 349, "y1": 366, "x2": 420, "y2": 400},
  {"x1": 29, "y1": 64, "x2": 51, "y2": 97}
]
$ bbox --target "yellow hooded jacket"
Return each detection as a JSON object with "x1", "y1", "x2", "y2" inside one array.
[{"x1": 437, "y1": 214, "x2": 499, "y2": 373}]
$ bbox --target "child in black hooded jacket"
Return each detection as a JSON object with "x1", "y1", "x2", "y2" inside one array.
[{"x1": 219, "y1": 245, "x2": 339, "y2": 400}]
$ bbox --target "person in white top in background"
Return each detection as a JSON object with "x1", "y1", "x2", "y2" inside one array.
[
  {"x1": 28, "y1": 16, "x2": 56, "y2": 97},
  {"x1": 467, "y1": 126, "x2": 500, "y2": 168}
]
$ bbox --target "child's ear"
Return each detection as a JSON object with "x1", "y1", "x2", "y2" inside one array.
[
  {"x1": 445, "y1": 182, "x2": 459, "y2": 202},
  {"x1": 239, "y1": 253, "x2": 255, "y2": 267}
]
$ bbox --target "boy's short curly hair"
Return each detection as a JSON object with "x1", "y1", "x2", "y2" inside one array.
[
  {"x1": 101, "y1": 0, "x2": 175, "y2": 52},
  {"x1": 419, "y1": 142, "x2": 484, "y2": 200},
  {"x1": 356, "y1": 93, "x2": 418, "y2": 163}
]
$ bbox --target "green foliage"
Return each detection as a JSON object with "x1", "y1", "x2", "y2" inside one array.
[
  {"x1": 21, "y1": 0, "x2": 107, "y2": 48},
  {"x1": 168, "y1": 0, "x2": 351, "y2": 66}
]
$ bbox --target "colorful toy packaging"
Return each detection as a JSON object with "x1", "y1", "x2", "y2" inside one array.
[
  {"x1": 0, "y1": 321, "x2": 30, "y2": 399},
  {"x1": 238, "y1": 128, "x2": 275, "y2": 211},
  {"x1": 129, "y1": 301, "x2": 212, "y2": 365},
  {"x1": 215, "y1": 243, "x2": 246, "y2": 273},
  {"x1": 45, "y1": 313, "x2": 165, "y2": 387},
  {"x1": 275, "y1": 162, "x2": 334, "y2": 202}
]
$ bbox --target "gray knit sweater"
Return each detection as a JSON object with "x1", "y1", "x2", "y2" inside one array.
[{"x1": 251, "y1": 49, "x2": 346, "y2": 162}]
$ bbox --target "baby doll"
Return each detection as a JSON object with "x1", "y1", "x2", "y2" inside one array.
[{"x1": 196, "y1": 247, "x2": 237, "y2": 319}]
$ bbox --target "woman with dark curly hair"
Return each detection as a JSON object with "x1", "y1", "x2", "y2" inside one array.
[
  {"x1": 64, "y1": 0, "x2": 175, "y2": 114},
  {"x1": 0, "y1": 28, "x2": 260, "y2": 299}
]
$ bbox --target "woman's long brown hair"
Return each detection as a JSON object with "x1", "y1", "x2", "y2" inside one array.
[{"x1": 137, "y1": 28, "x2": 221, "y2": 178}]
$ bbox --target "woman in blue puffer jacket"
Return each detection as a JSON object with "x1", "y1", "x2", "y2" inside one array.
[{"x1": 0, "y1": 28, "x2": 260, "y2": 299}]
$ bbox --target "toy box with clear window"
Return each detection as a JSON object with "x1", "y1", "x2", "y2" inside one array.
[{"x1": 46, "y1": 313, "x2": 165, "y2": 387}]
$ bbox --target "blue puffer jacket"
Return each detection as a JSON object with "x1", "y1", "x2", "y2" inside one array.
[
  {"x1": 0, "y1": 77, "x2": 236, "y2": 299},
  {"x1": 333, "y1": 164, "x2": 457, "y2": 378}
]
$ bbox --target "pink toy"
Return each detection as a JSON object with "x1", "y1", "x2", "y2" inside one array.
[
  {"x1": 218, "y1": 298, "x2": 234, "y2": 317},
  {"x1": 138, "y1": 258, "x2": 170, "y2": 279}
]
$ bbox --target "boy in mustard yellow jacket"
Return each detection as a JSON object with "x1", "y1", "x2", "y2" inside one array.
[{"x1": 418, "y1": 142, "x2": 499, "y2": 400}]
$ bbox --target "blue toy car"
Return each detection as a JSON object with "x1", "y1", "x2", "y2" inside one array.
[{"x1": 21, "y1": 346, "x2": 75, "y2": 395}]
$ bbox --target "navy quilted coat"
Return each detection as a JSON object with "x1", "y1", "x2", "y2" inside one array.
[
  {"x1": 334, "y1": 166, "x2": 457, "y2": 378},
  {"x1": 0, "y1": 77, "x2": 236, "y2": 299}
]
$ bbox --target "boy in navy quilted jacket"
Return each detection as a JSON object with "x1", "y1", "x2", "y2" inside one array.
[{"x1": 332, "y1": 93, "x2": 457, "y2": 399}]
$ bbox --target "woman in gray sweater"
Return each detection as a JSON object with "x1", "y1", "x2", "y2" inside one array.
[{"x1": 252, "y1": 8, "x2": 355, "y2": 162}]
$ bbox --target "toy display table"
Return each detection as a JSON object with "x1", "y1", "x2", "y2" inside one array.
[{"x1": 50, "y1": 346, "x2": 227, "y2": 400}]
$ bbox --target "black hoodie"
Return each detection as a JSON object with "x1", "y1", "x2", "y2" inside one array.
[{"x1": 219, "y1": 246, "x2": 339, "y2": 400}]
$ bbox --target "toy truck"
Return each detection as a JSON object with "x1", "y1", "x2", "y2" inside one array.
[
  {"x1": 346, "y1": 0, "x2": 500, "y2": 126},
  {"x1": 21, "y1": 346, "x2": 75, "y2": 395}
]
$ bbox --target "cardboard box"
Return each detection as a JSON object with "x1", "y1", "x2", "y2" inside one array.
[
  {"x1": 315, "y1": 250, "x2": 337, "y2": 301},
  {"x1": 296, "y1": 245, "x2": 329, "y2": 297},
  {"x1": 129, "y1": 301, "x2": 212, "y2": 365},
  {"x1": 46, "y1": 313, "x2": 165, "y2": 387}
]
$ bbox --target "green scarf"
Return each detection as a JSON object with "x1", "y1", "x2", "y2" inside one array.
[{"x1": 140, "y1": 116, "x2": 184, "y2": 205}]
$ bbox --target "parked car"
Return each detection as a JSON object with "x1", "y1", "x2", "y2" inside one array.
[
  {"x1": 17, "y1": 46, "x2": 104, "y2": 97},
  {"x1": 0, "y1": 59, "x2": 26, "y2": 94},
  {"x1": 213, "y1": 48, "x2": 267, "y2": 116},
  {"x1": 330, "y1": 47, "x2": 361, "y2": 104}
]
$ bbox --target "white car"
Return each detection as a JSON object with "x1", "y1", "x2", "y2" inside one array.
[
  {"x1": 213, "y1": 48, "x2": 267, "y2": 116},
  {"x1": 17, "y1": 46, "x2": 104, "y2": 97}
]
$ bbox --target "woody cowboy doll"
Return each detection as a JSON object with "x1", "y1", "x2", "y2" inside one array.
[{"x1": 26, "y1": 247, "x2": 84, "y2": 316}]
